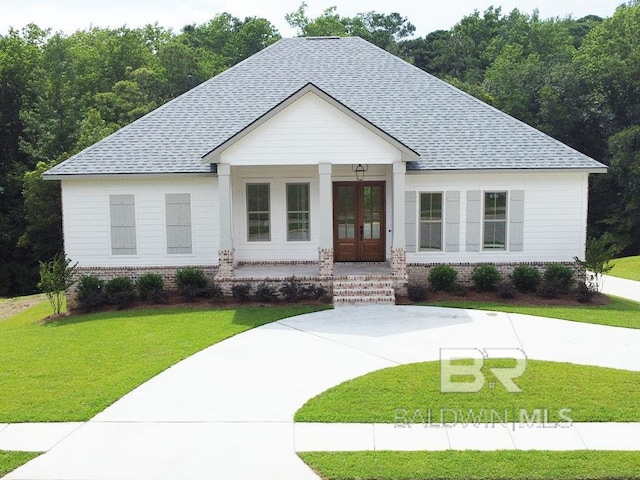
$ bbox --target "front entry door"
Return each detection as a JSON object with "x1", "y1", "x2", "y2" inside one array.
[{"x1": 333, "y1": 182, "x2": 385, "y2": 262}]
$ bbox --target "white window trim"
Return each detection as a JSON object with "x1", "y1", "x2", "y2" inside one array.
[
  {"x1": 286, "y1": 182, "x2": 311, "y2": 243},
  {"x1": 417, "y1": 191, "x2": 445, "y2": 253},
  {"x1": 482, "y1": 190, "x2": 509, "y2": 252},
  {"x1": 246, "y1": 182, "x2": 272, "y2": 242}
]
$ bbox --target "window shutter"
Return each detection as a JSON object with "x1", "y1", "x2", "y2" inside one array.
[
  {"x1": 509, "y1": 190, "x2": 525, "y2": 252},
  {"x1": 466, "y1": 190, "x2": 481, "y2": 252},
  {"x1": 110, "y1": 195, "x2": 136, "y2": 255},
  {"x1": 405, "y1": 191, "x2": 417, "y2": 253},
  {"x1": 166, "y1": 194, "x2": 192, "y2": 254},
  {"x1": 445, "y1": 191, "x2": 460, "y2": 252}
]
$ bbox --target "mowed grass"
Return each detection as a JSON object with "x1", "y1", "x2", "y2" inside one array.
[
  {"x1": 427, "y1": 296, "x2": 640, "y2": 329},
  {"x1": 610, "y1": 255, "x2": 640, "y2": 281},
  {"x1": 0, "y1": 451, "x2": 41, "y2": 477},
  {"x1": 295, "y1": 360, "x2": 640, "y2": 423},
  {"x1": 299, "y1": 450, "x2": 640, "y2": 480},
  {"x1": 0, "y1": 301, "x2": 325, "y2": 422}
]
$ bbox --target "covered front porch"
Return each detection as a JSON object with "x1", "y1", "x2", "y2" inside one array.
[{"x1": 214, "y1": 162, "x2": 409, "y2": 292}]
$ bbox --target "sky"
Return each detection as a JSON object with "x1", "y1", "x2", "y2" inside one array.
[{"x1": 1, "y1": 0, "x2": 623, "y2": 38}]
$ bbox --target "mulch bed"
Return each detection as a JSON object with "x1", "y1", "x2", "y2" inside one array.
[{"x1": 396, "y1": 288, "x2": 609, "y2": 307}]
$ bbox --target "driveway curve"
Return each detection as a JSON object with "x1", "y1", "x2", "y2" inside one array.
[{"x1": 7, "y1": 306, "x2": 640, "y2": 480}]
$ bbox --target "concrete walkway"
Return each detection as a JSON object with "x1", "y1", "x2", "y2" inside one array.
[
  {"x1": 5, "y1": 306, "x2": 640, "y2": 479},
  {"x1": 602, "y1": 274, "x2": 640, "y2": 303},
  {"x1": 294, "y1": 422, "x2": 640, "y2": 452}
]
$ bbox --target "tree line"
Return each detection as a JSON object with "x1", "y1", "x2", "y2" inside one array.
[{"x1": 1, "y1": 2, "x2": 638, "y2": 295}]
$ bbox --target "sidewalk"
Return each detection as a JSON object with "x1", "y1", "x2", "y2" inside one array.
[
  {"x1": 602, "y1": 275, "x2": 640, "y2": 303},
  {"x1": 3, "y1": 421, "x2": 640, "y2": 455},
  {"x1": 295, "y1": 422, "x2": 640, "y2": 452}
]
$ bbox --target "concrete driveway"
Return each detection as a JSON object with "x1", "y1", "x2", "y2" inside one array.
[{"x1": 7, "y1": 306, "x2": 640, "y2": 480}]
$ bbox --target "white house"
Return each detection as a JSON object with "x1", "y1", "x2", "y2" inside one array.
[{"x1": 44, "y1": 36, "x2": 606, "y2": 303}]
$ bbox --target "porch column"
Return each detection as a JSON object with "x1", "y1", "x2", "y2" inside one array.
[
  {"x1": 318, "y1": 163, "x2": 333, "y2": 249},
  {"x1": 391, "y1": 161, "x2": 408, "y2": 285},
  {"x1": 218, "y1": 163, "x2": 233, "y2": 249},
  {"x1": 217, "y1": 163, "x2": 234, "y2": 278},
  {"x1": 392, "y1": 161, "x2": 406, "y2": 248},
  {"x1": 318, "y1": 162, "x2": 333, "y2": 278}
]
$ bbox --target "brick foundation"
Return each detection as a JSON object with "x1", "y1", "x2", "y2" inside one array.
[
  {"x1": 68, "y1": 265, "x2": 219, "y2": 308},
  {"x1": 318, "y1": 248, "x2": 334, "y2": 279},
  {"x1": 216, "y1": 249, "x2": 235, "y2": 279},
  {"x1": 390, "y1": 247, "x2": 408, "y2": 296},
  {"x1": 407, "y1": 261, "x2": 585, "y2": 287}
]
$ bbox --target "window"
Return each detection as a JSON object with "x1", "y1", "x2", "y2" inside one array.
[
  {"x1": 287, "y1": 183, "x2": 310, "y2": 241},
  {"x1": 110, "y1": 195, "x2": 136, "y2": 255},
  {"x1": 419, "y1": 192, "x2": 443, "y2": 251},
  {"x1": 166, "y1": 194, "x2": 192, "y2": 254},
  {"x1": 247, "y1": 183, "x2": 270, "y2": 241},
  {"x1": 483, "y1": 191, "x2": 507, "y2": 250}
]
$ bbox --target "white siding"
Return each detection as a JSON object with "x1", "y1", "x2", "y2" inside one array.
[
  {"x1": 61, "y1": 176, "x2": 219, "y2": 267},
  {"x1": 220, "y1": 92, "x2": 401, "y2": 166},
  {"x1": 406, "y1": 171, "x2": 589, "y2": 264}
]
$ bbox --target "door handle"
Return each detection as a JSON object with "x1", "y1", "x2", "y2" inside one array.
[{"x1": 359, "y1": 225, "x2": 364, "y2": 239}]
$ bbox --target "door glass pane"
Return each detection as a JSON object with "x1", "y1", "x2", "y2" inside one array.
[
  {"x1": 362, "y1": 186, "x2": 381, "y2": 240},
  {"x1": 337, "y1": 186, "x2": 356, "y2": 240}
]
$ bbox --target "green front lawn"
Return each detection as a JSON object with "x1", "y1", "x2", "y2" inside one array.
[
  {"x1": 0, "y1": 451, "x2": 41, "y2": 478},
  {"x1": 610, "y1": 255, "x2": 640, "y2": 281},
  {"x1": 427, "y1": 296, "x2": 640, "y2": 329},
  {"x1": 0, "y1": 301, "x2": 325, "y2": 422},
  {"x1": 300, "y1": 450, "x2": 640, "y2": 480},
  {"x1": 296, "y1": 360, "x2": 640, "y2": 423}
]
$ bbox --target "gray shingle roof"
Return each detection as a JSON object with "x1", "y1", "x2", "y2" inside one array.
[{"x1": 45, "y1": 36, "x2": 605, "y2": 176}]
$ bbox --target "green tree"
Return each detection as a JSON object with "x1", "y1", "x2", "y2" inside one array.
[
  {"x1": 286, "y1": 3, "x2": 414, "y2": 51},
  {"x1": 38, "y1": 253, "x2": 77, "y2": 315},
  {"x1": 604, "y1": 125, "x2": 640, "y2": 253},
  {"x1": 574, "y1": 234, "x2": 620, "y2": 292}
]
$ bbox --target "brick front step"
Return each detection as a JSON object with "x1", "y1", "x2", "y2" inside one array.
[{"x1": 332, "y1": 276, "x2": 396, "y2": 305}]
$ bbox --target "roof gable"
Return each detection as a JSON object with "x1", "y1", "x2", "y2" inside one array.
[
  {"x1": 45, "y1": 36, "x2": 606, "y2": 177},
  {"x1": 203, "y1": 82, "x2": 419, "y2": 164}
]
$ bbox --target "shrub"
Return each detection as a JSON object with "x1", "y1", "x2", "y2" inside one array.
[
  {"x1": 136, "y1": 273, "x2": 164, "y2": 301},
  {"x1": 447, "y1": 282, "x2": 468, "y2": 297},
  {"x1": 38, "y1": 253, "x2": 77, "y2": 315},
  {"x1": 208, "y1": 283, "x2": 224, "y2": 300},
  {"x1": 471, "y1": 264, "x2": 501, "y2": 292},
  {"x1": 498, "y1": 280, "x2": 517, "y2": 299},
  {"x1": 538, "y1": 280, "x2": 560, "y2": 299},
  {"x1": 299, "y1": 284, "x2": 328, "y2": 301},
  {"x1": 75, "y1": 275, "x2": 105, "y2": 311},
  {"x1": 428, "y1": 265, "x2": 458, "y2": 291},
  {"x1": 231, "y1": 283, "x2": 252, "y2": 302},
  {"x1": 280, "y1": 277, "x2": 300, "y2": 303},
  {"x1": 543, "y1": 264, "x2": 574, "y2": 293},
  {"x1": 147, "y1": 289, "x2": 169, "y2": 304},
  {"x1": 576, "y1": 281, "x2": 596, "y2": 303},
  {"x1": 511, "y1": 265, "x2": 541, "y2": 293},
  {"x1": 254, "y1": 282, "x2": 278, "y2": 302},
  {"x1": 176, "y1": 267, "x2": 208, "y2": 301},
  {"x1": 105, "y1": 276, "x2": 136, "y2": 309},
  {"x1": 407, "y1": 284, "x2": 427, "y2": 303}
]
